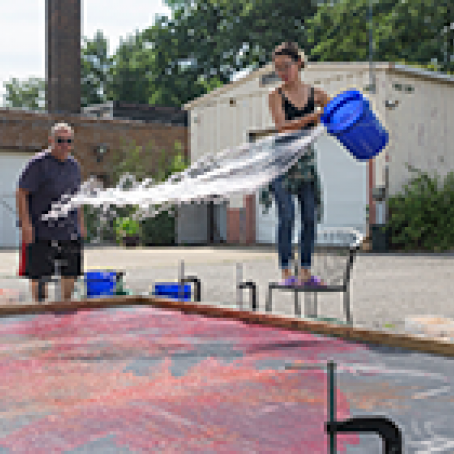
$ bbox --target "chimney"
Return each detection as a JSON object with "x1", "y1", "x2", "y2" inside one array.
[{"x1": 46, "y1": 0, "x2": 81, "y2": 114}]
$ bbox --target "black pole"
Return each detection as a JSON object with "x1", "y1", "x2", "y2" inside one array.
[
  {"x1": 38, "y1": 279, "x2": 46, "y2": 302},
  {"x1": 369, "y1": 0, "x2": 375, "y2": 94},
  {"x1": 328, "y1": 360, "x2": 336, "y2": 454}
]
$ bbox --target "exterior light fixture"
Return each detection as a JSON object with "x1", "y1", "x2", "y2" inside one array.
[{"x1": 94, "y1": 144, "x2": 108, "y2": 163}]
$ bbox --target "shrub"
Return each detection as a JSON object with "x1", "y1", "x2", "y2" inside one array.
[
  {"x1": 114, "y1": 217, "x2": 141, "y2": 244},
  {"x1": 385, "y1": 163, "x2": 454, "y2": 252},
  {"x1": 141, "y1": 211, "x2": 176, "y2": 246},
  {"x1": 102, "y1": 139, "x2": 188, "y2": 246}
]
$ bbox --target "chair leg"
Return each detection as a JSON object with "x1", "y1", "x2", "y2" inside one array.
[
  {"x1": 294, "y1": 290, "x2": 301, "y2": 317},
  {"x1": 266, "y1": 287, "x2": 273, "y2": 312},
  {"x1": 304, "y1": 293, "x2": 317, "y2": 318},
  {"x1": 343, "y1": 289, "x2": 352, "y2": 325},
  {"x1": 313, "y1": 292, "x2": 318, "y2": 318},
  {"x1": 38, "y1": 279, "x2": 46, "y2": 303}
]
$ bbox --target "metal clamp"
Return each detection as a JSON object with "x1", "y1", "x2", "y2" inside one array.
[
  {"x1": 182, "y1": 276, "x2": 202, "y2": 302},
  {"x1": 238, "y1": 281, "x2": 258, "y2": 311}
]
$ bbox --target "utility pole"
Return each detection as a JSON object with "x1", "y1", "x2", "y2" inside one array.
[{"x1": 368, "y1": 0, "x2": 376, "y2": 93}]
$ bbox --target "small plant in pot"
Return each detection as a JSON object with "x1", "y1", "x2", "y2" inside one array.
[{"x1": 114, "y1": 217, "x2": 141, "y2": 247}]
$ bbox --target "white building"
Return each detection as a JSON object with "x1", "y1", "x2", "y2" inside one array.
[
  {"x1": 180, "y1": 62, "x2": 454, "y2": 245},
  {"x1": 0, "y1": 149, "x2": 37, "y2": 248}
]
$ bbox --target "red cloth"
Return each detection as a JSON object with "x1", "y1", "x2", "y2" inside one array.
[{"x1": 18, "y1": 242, "x2": 27, "y2": 276}]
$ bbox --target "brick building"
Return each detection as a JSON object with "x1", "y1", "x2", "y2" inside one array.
[
  {"x1": 0, "y1": 0, "x2": 192, "y2": 248},
  {"x1": 0, "y1": 108, "x2": 189, "y2": 247}
]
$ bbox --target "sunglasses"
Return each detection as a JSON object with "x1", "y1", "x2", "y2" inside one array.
[
  {"x1": 274, "y1": 62, "x2": 296, "y2": 73},
  {"x1": 56, "y1": 137, "x2": 73, "y2": 144}
]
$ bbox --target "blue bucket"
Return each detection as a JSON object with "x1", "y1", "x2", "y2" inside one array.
[
  {"x1": 154, "y1": 283, "x2": 191, "y2": 302},
  {"x1": 85, "y1": 271, "x2": 117, "y2": 298},
  {"x1": 321, "y1": 90, "x2": 389, "y2": 161}
]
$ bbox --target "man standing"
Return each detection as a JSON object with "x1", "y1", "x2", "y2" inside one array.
[{"x1": 16, "y1": 122, "x2": 86, "y2": 302}]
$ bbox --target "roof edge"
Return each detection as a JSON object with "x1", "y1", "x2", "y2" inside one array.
[
  {"x1": 183, "y1": 62, "x2": 391, "y2": 110},
  {"x1": 388, "y1": 63, "x2": 454, "y2": 84},
  {"x1": 184, "y1": 62, "x2": 454, "y2": 110}
]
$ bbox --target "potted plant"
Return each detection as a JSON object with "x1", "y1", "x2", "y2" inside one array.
[{"x1": 114, "y1": 217, "x2": 141, "y2": 247}]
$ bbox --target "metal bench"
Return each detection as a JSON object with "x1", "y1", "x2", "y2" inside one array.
[{"x1": 266, "y1": 228, "x2": 364, "y2": 325}]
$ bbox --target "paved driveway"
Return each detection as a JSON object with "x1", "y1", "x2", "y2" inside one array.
[{"x1": 0, "y1": 246, "x2": 453, "y2": 331}]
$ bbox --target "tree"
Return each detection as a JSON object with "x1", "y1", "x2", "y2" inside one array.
[
  {"x1": 2, "y1": 32, "x2": 114, "y2": 110},
  {"x1": 162, "y1": 0, "x2": 193, "y2": 10},
  {"x1": 107, "y1": 30, "x2": 157, "y2": 104},
  {"x1": 306, "y1": 0, "x2": 454, "y2": 73},
  {"x1": 81, "y1": 30, "x2": 114, "y2": 107},
  {"x1": 2, "y1": 77, "x2": 46, "y2": 110},
  {"x1": 134, "y1": 0, "x2": 319, "y2": 107}
]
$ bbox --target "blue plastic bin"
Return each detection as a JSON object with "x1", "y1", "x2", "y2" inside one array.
[
  {"x1": 321, "y1": 90, "x2": 389, "y2": 161},
  {"x1": 154, "y1": 283, "x2": 191, "y2": 302},
  {"x1": 85, "y1": 271, "x2": 117, "y2": 298}
]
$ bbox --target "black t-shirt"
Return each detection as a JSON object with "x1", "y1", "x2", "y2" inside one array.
[{"x1": 18, "y1": 149, "x2": 82, "y2": 241}]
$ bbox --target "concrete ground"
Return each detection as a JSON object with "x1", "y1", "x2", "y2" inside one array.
[{"x1": 1, "y1": 245, "x2": 453, "y2": 332}]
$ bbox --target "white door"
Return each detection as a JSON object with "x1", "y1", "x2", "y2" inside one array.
[
  {"x1": 256, "y1": 133, "x2": 368, "y2": 244},
  {"x1": 0, "y1": 152, "x2": 35, "y2": 248}
]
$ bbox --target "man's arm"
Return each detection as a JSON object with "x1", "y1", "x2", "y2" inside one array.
[
  {"x1": 78, "y1": 207, "x2": 86, "y2": 239},
  {"x1": 16, "y1": 188, "x2": 33, "y2": 244}
]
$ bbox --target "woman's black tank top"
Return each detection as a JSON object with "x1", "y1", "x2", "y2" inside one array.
[{"x1": 278, "y1": 86, "x2": 316, "y2": 128}]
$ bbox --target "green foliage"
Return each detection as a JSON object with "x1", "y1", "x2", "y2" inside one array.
[
  {"x1": 114, "y1": 217, "x2": 141, "y2": 242},
  {"x1": 110, "y1": 0, "x2": 317, "y2": 107},
  {"x1": 306, "y1": 0, "x2": 454, "y2": 73},
  {"x1": 83, "y1": 205, "x2": 116, "y2": 244},
  {"x1": 108, "y1": 31, "x2": 153, "y2": 104},
  {"x1": 108, "y1": 139, "x2": 153, "y2": 187},
  {"x1": 141, "y1": 211, "x2": 176, "y2": 246},
  {"x1": 3, "y1": 32, "x2": 113, "y2": 110},
  {"x1": 106, "y1": 138, "x2": 188, "y2": 246},
  {"x1": 2, "y1": 77, "x2": 46, "y2": 110},
  {"x1": 162, "y1": 0, "x2": 193, "y2": 10},
  {"x1": 5, "y1": 0, "x2": 453, "y2": 112},
  {"x1": 83, "y1": 205, "x2": 98, "y2": 244},
  {"x1": 81, "y1": 31, "x2": 114, "y2": 108},
  {"x1": 385, "y1": 163, "x2": 454, "y2": 252},
  {"x1": 140, "y1": 145, "x2": 188, "y2": 246}
]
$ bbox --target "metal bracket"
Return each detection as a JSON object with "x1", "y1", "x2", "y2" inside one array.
[
  {"x1": 182, "y1": 276, "x2": 202, "y2": 302},
  {"x1": 238, "y1": 281, "x2": 258, "y2": 311}
]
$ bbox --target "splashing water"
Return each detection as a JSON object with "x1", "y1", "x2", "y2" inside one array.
[{"x1": 42, "y1": 126, "x2": 324, "y2": 224}]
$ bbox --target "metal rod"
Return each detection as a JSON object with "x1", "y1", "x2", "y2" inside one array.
[
  {"x1": 38, "y1": 279, "x2": 46, "y2": 302},
  {"x1": 368, "y1": 0, "x2": 375, "y2": 94},
  {"x1": 236, "y1": 263, "x2": 243, "y2": 309},
  {"x1": 328, "y1": 360, "x2": 337, "y2": 454},
  {"x1": 54, "y1": 260, "x2": 62, "y2": 302},
  {"x1": 179, "y1": 260, "x2": 185, "y2": 301}
]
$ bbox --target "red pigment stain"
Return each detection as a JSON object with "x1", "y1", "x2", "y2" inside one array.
[{"x1": 0, "y1": 307, "x2": 361, "y2": 453}]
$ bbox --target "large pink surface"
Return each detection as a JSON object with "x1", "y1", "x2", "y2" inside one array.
[{"x1": 0, "y1": 306, "x2": 362, "y2": 453}]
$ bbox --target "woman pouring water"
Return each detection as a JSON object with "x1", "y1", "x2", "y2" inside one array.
[{"x1": 260, "y1": 42, "x2": 330, "y2": 286}]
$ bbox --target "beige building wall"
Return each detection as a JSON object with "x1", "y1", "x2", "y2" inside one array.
[
  {"x1": 185, "y1": 62, "x2": 454, "y2": 243},
  {"x1": 383, "y1": 70, "x2": 454, "y2": 197},
  {"x1": 187, "y1": 63, "x2": 382, "y2": 209}
]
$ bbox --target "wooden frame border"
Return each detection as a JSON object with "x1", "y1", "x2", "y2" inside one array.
[{"x1": 1, "y1": 295, "x2": 453, "y2": 358}]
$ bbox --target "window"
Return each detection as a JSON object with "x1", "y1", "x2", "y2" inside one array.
[{"x1": 260, "y1": 71, "x2": 280, "y2": 86}]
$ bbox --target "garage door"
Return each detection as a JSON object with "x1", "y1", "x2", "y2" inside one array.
[
  {"x1": 0, "y1": 151, "x2": 35, "y2": 248},
  {"x1": 256, "y1": 133, "x2": 368, "y2": 244}
]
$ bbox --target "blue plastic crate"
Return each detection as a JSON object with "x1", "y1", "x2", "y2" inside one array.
[{"x1": 154, "y1": 283, "x2": 191, "y2": 301}]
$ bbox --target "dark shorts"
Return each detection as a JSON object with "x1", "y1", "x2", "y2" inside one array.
[{"x1": 25, "y1": 239, "x2": 83, "y2": 280}]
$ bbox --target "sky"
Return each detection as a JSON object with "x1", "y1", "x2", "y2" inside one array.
[{"x1": 0, "y1": 0, "x2": 172, "y2": 101}]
